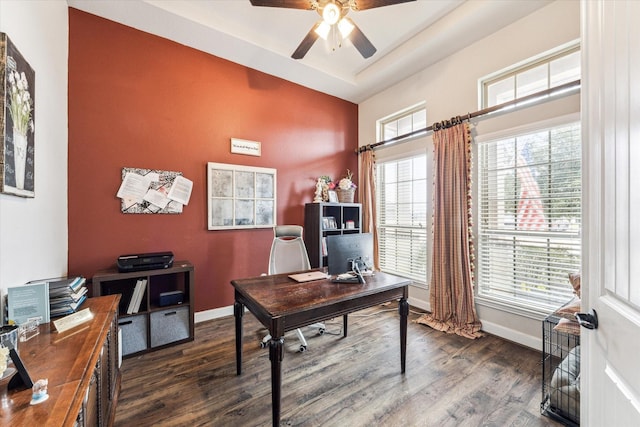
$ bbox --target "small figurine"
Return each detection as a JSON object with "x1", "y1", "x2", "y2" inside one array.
[
  {"x1": 313, "y1": 177, "x2": 324, "y2": 203},
  {"x1": 30, "y1": 378, "x2": 48, "y2": 405}
]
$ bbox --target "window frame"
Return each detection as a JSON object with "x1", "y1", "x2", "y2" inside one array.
[
  {"x1": 375, "y1": 153, "x2": 429, "y2": 287},
  {"x1": 479, "y1": 40, "x2": 580, "y2": 109},
  {"x1": 377, "y1": 103, "x2": 427, "y2": 145},
  {"x1": 473, "y1": 113, "x2": 581, "y2": 319}
]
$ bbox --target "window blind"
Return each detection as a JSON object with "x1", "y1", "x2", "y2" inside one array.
[
  {"x1": 376, "y1": 156, "x2": 428, "y2": 283},
  {"x1": 477, "y1": 122, "x2": 581, "y2": 313}
]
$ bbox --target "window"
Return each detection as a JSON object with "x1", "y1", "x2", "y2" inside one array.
[
  {"x1": 481, "y1": 43, "x2": 580, "y2": 108},
  {"x1": 476, "y1": 122, "x2": 581, "y2": 315},
  {"x1": 379, "y1": 104, "x2": 427, "y2": 143},
  {"x1": 376, "y1": 155, "x2": 428, "y2": 284}
]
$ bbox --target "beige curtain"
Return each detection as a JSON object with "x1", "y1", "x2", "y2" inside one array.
[
  {"x1": 359, "y1": 149, "x2": 380, "y2": 270},
  {"x1": 415, "y1": 122, "x2": 483, "y2": 339}
]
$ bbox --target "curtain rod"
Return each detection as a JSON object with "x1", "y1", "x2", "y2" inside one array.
[{"x1": 356, "y1": 79, "x2": 581, "y2": 154}]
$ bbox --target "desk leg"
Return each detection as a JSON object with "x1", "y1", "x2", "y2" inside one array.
[
  {"x1": 399, "y1": 297, "x2": 409, "y2": 373},
  {"x1": 269, "y1": 337, "x2": 284, "y2": 427},
  {"x1": 234, "y1": 302, "x2": 244, "y2": 376},
  {"x1": 343, "y1": 314, "x2": 348, "y2": 337}
]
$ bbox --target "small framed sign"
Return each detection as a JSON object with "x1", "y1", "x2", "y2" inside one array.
[{"x1": 230, "y1": 138, "x2": 261, "y2": 157}]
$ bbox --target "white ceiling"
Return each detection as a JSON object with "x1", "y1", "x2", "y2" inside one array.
[{"x1": 66, "y1": 0, "x2": 550, "y2": 103}]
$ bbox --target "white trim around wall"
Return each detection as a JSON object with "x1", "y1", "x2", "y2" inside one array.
[
  {"x1": 480, "y1": 319, "x2": 542, "y2": 350},
  {"x1": 195, "y1": 305, "x2": 234, "y2": 323}
]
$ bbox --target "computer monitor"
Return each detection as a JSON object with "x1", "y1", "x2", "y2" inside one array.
[{"x1": 326, "y1": 233, "x2": 373, "y2": 275}]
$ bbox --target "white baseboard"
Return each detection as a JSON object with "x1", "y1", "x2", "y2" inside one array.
[
  {"x1": 479, "y1": 319, "x2": 541, "y2": 350},
  {"x1": 194, "y1": 305, "x2": 234, "y2": 323},
  {"x1": 407, "y1": 294, "x2": 540, "y2": 350},
  {"x1": 408, "y1": 296, "x2": 430, "y2": 313}
]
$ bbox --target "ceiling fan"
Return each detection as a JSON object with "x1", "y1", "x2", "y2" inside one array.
[{"x1": 249, "y1": 0, "x2": 416, "y2": 59}]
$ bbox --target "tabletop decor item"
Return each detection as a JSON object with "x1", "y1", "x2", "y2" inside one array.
[
  {"x1": 313, "y1": 175, "x2": 333, "y2": 202},
  {"x1": 0, "y1": 325, "x2": 18, "y2": 394},
  {"x1": 30, "y1": 378, "x2": 49, "y2": 405},
  {"x1": 0, "y1": 366, "x2": 16, "y2": 399},
  {"x1": 0, "y1": 325, "x2": 18, "y2": 373},
  {"x1": 0, "y1": 345, "x2": 9, "y2": 378},
  {"x1": 335, "y1": 170, "x2": 356, "y2": 203}
]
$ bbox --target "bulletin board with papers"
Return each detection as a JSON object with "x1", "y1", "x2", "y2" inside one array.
[{"x1": 117, "y1": 167, "x2": 193, "y2": 214}]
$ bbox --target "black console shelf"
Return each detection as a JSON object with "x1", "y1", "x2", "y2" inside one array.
[
  {"x1": 304, "y1": 202, "x2": 362, "y2": 269},
  {"x1": 92, "y1": 261, "x2": 194, "y2": 358}
]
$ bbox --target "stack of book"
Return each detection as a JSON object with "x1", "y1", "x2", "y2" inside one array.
[
  {"x1": 5, "y1": 276, "x2": 88, "y2": 324},
  {"x1": 126, "y1": 279, "x2": 147, "y2": 314},
  {"x1": 48, "y1": 276, "x2": 88, "y2": 318}
]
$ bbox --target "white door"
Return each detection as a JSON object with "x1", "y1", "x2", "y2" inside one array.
[{"x1": 582, "y1": 0, "x2": 640, "y2": 425}]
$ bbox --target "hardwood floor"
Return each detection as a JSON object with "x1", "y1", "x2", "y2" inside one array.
[{"x1": 114, "y1": 306, "x2": 563, "y2": 427}]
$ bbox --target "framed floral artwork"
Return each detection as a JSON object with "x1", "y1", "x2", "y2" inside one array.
[
  {"x1": 207, "y1": 162, "x2": 277, "y2": 230},
  {"x1": 0, "y1": 33, "x2": 35, "y2": 198}
]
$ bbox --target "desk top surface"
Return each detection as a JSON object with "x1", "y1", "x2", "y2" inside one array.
[
  {"x1": 231, "y1": 270, "x2": 409, "y2": 317},
  {"x1": 2, "y1": 296, "x2": 119, "y2": 427}
]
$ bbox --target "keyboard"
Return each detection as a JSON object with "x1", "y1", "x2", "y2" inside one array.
[{"x1": 331, "y1": 272, "x2": 365, "y2": 284}]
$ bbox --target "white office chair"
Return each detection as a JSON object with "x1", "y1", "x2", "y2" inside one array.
[{"x1": 260, "y1": 225, "x2": 325, "y2": 352}]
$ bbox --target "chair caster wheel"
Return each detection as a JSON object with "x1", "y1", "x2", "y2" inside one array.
[
  {"x1": 299, "y1": 345, "x2": 307, "y2": 352},
  {"x1": 260, "y1": 341, "x2": 268, "y2": 349},
  {"x1": 318, "y1": 328, "x2": 325, "y2": 335}
]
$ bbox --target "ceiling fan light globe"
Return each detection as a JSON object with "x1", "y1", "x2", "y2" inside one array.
[
  {"x1": 322, "y1": 3, "x2": 340, "y2": 25},
  {"x1": 314, "y1": 21, "x2": 331, "y2": 40},
  {"x1": 337, "y1": 18, "x2": 354, "y2": 38}
]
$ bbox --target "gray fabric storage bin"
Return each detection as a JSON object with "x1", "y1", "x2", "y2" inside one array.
[
  {"x1": 119, "y1": 314, "x2": 148, "y2": 356},
  {"x1": 150, "y1": 306, "x2": 189, "y2": 348}
]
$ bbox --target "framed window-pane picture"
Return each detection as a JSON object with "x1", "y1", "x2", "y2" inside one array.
[{"x1": 207, "y1": 162, "x2": 277, "y2": 230}]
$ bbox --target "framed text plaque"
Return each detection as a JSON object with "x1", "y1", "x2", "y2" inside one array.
[{"x1": 230, "y1": 138, "x2": 261, "y2": 157}]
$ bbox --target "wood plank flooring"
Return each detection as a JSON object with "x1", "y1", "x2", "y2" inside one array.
[{"x1": 114, "y1": 306, "x2": 563, "y2": 427}]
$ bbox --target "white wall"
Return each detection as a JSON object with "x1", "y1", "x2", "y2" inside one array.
[
  {"x1": 359, "y1": 0, "x2": 580, "y2": 349},
  {"x1": 0, "y1": 1, "x2": 69, "y2": 312}
]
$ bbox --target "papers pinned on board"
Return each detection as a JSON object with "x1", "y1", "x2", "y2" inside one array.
[
  {"x1": 117, "y1": 172, "x2": 152, "y2": 203},
  {"x1": 167, "y1": 175, "x2": 193, "y2": 206},
  {"x1": 116, "y1": 167, "x2": 193, "y2": 214}
]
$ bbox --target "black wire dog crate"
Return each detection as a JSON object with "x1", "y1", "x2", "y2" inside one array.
[{"x1": 541, "y1": 311, "x2": 581, "y2": 426}]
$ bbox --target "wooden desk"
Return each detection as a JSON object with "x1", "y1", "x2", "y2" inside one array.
[
  {"x1": 1, "y1": 296, "x2": 120, "y2": 427},
  {"x1": 231, "y1": 271, "x2": 410, "y2": 427}
]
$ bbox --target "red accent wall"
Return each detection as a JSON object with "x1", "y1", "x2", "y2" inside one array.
[{"x1": 67, "y1": 9, "x2": 358, "y2": 312}]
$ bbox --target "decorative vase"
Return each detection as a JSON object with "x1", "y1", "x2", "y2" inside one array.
[
  {"x1": 336, "y1": 188, "x2": 355, "y2": 203},
  {"x1": 12, "y1": 129, "x2": 28, "y2": 190},
  {"x1": 0, "y1": 325, "x2": 18, "y2": 353},
  {"x1": 0, "y1": 367, "x2": 16, "y2": 389}
]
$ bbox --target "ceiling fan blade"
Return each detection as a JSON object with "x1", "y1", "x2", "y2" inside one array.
[
  {"x1": 292, "y1": 23, "x2": 321, "y2": 59},
  {"x1": 347, "y1": 19, "x2": 376, "y2": 58},
  {"x1": 249, "y1": 0, "x2": 314, "y2": 9},
  {"x1": 349, "y1": 0, "x2": 416, "y2": 10}
]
